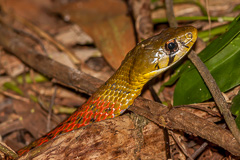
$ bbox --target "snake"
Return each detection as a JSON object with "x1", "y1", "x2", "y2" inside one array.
[{"x1": 17, "y1": 26, "x2": 197, "y2": 156}]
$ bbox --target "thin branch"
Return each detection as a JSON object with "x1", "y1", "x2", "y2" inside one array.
[
  {"x1": 47, "y1": 85, "x2": 57, "y2": 131},
  {"x1": 10, "y1": 13, "x2": 81, "y2": 69},
  {"x1": 170, "y1": 131, "x2": 193, "y2": 160},
  {"x1": 175, "y1": 104, "x2": 221, "y2": 117},
  {"x1": 0, "y1": 142, "x2": 18, "y2": 159},
  {"x1": 188, "y1": 51, "x2": 240, "y2": 144},
  {"x1": 0, "y1": 89, "x2": 30, "y2": 103},
  {"x1": 13, "y1": 28, "x2": 48, "y2": 56},
  {"x1": 205, "y1": 0, "x2": 212, "y2": 40},
  {"x1": 165, "y1": 0, "x2": 178, "y2": 28},
  {"x1": 187, "y1": 142, "x2": 208, "y2": 160}
]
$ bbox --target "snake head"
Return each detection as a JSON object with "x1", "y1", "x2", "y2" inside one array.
[{"x1": 129, "y1": 26, "x2": 197, "y2": 85}]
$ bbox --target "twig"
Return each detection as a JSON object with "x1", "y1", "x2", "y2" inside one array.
[
  {"x1": 11, "y1": 14, "x2": 81, "y2": 69},
  {"x1": 188, "y1": 51, "x2": 240, "y2": 144},
  {"x1": 0, "y1": 117, "x2": 24, "y2": 136},
  {"x1": 13, "y1": 28, "x2": 48, "y2": 56},
  {"x1": 175, "y1": 104, "x2": 221, "y2": 117},
  {"x1": 0, "y1": 89, "x2": 30, "y2": 103},
  {"x1": 152, "y1": 16, "x2": 235, "y2": 24},
  {"x1": 205, "y1": 0, "x2": 212, "y2": 40},
  {"x1": 47, "y1": 85, "x2": 57, "y2": 131},
  {"x1": 149, "y1": 86, "x2": 162, "y2": 104},
  {"x1": 169, "y1": 131, "x2": 194, "y2": 160},
  {"x1": 188, "y1": 122, "x2": 228, "y2": 159},
  {"x1": 165, "y1": 0, "x2": 178, "y2": 28},
  {"x1": 187, "y1": 142, "x2": 208, "y2": 160},
  {"x1": 0, "y1": 142, "x2": 18, "y2": 159}
]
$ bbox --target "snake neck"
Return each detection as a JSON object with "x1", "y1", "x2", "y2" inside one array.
[{"x1": 91, "y1": 54, "x2": 145, "y2": 116}]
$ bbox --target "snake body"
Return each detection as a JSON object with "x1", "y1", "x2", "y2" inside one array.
[{"x1": 17, "y1": 26, "x2": 197, "y2": 156}]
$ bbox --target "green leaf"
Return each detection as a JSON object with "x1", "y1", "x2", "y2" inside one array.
[
  {"x1": 3, "y1": 82, "x2": 23, "y2": 96},
  {"x1": 173, "y1": 16, "x2": 240, "y2": 105},
  {"x1": 231, "y1": 91, "x2": 240, "y2": 129},
  {"x1": 16, "y1": 73, "x2": 48, "y2": 84},
  {"x1": 228, "y1": 14, "x2": 240, "y2": 29},
  {"x1": 231, "y1": 91, "x2": 240, "y2": 116},
  {"x1": 2, "y1": 73, "x2": 48, "y2": 96},
  {"x1": 162, "y1": 16, "x2": 240, "y2": 89},
  {"x1": 233, "y1": 4, "x2": 240, "y2": 12},
  {"x1": 198, "y1": 24, "x2": 229, "y2": 42},
  {"x1": 235, "y1": 116, "x2": 240, "y2": 130}
]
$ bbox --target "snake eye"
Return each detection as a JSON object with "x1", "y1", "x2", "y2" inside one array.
[
  {"x1": 165, "y1": 39, "x2": 178, "y2": 54},
  {"x1": 167, "y1": 42, "x2": 176, "y2": 50}
]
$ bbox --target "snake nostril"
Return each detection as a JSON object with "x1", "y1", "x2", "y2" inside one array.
[{"x1": 187, "y1": 32, "x2": 193, "y2": 39}]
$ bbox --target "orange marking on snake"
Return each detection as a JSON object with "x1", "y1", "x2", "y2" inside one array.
[
  {"x1": 102, "y1": 113, "x2": 109, "y2": 120},
  {"x1": 92, "y1": 97, "x2": 100, "y2": 104}
]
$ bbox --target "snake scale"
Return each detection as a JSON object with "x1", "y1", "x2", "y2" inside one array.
[{"x1": 17, "y1": 26, "x2": 197, "y2": 156}]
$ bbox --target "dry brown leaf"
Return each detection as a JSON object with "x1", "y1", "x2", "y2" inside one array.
[{"x1": 53, "y1": 0, "x2": 136, "y2": 69}]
